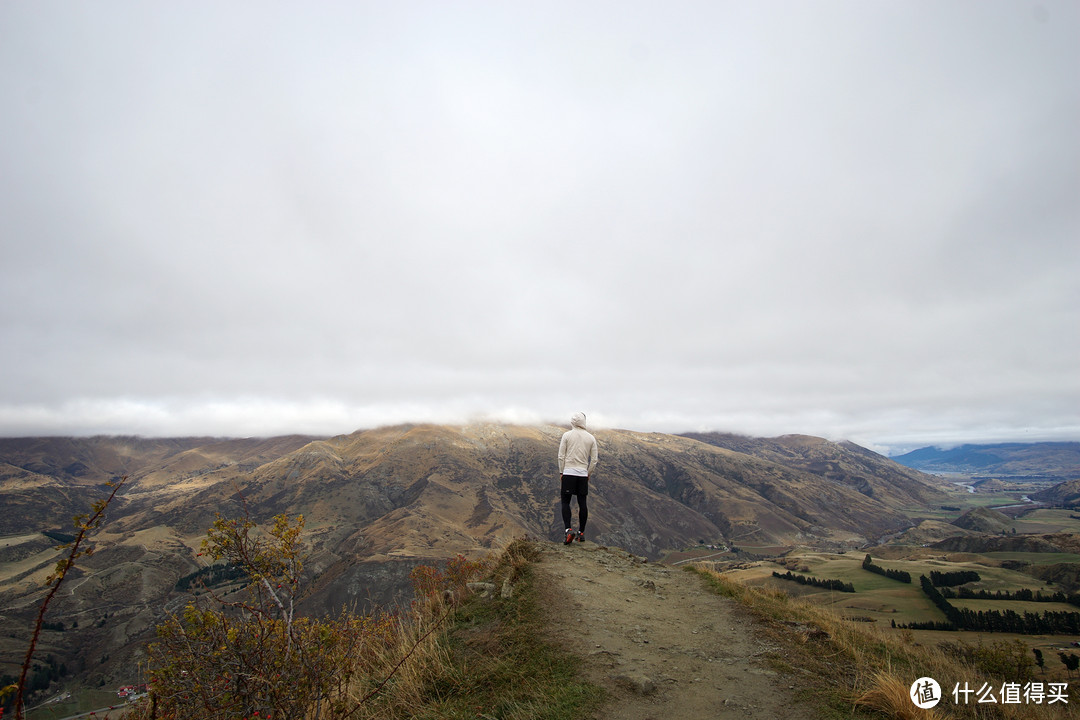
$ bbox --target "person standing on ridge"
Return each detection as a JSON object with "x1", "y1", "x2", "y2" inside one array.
[{"x1": 558, "y1": 412, "x2": 598, "y2": 545}]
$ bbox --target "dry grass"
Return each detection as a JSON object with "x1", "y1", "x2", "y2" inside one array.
[
  {"x1": 855, "y1": 668, "x2": 945, "y2": 720},
  {"x1": 694, "y1": 565, "x2": 1080, "y2": 719},
  {"x1": 345, "y1": 537, "x2": 599, "y2": 720},
  {"x1": 344, "y1": 603, "x2": 456, "y2": 719}
]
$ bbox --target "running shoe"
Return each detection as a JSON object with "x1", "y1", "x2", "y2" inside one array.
[
  {"x1": 576, "y1": 531, "x2": 585, "y2": 542},
  {"x1": 564, "y1": 528, "x2": 575, "y2": 545}
]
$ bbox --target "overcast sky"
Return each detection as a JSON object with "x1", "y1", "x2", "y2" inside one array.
[{"x1": 1, "y1": 2, "x2": 1077, "y2": 454}]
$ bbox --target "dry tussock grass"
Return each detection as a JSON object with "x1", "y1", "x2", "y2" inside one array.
[
  {"x1": 344, "y1": 603, "x2": 454, "y2": 720},
  {"x1": 855, "y1": 668, "x2": 945, "y2": 720}
]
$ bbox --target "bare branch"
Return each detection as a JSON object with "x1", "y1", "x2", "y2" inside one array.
[{"x1": 13, "y1": 477, "x2": 126, "y2": 719}]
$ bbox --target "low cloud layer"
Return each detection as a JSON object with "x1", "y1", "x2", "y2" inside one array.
[{"x1": 2, "y1": 2, "x2": 1078, "y2": 454}]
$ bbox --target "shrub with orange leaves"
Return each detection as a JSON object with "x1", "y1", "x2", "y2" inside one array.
[
  {"x1": 410, "y1": 554, "x2": 488, "y2": 605},
  {"x1": 127, "y1": 515, "x2": 487, "y2": 720}
]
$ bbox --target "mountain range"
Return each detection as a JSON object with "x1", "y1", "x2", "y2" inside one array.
[
  {"x1": 891, "y1": 442, "x2": 1080, "y2": 480},
  {"x1": 1, "y1": 424, "x2": 950, "y2": 687}
]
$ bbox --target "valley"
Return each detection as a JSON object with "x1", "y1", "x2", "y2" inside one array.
[{"x1": 701, "y1": 474, "x2": 1080, "y2": 686}]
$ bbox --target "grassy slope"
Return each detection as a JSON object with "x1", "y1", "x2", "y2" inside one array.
[
  {"x1": 365, "y1": 540, "x2": 605, "y2": 720},
  {"x1": 730, "y1": 552, "x2": 1056, "y2": 626},
  {"x1": 694, "y1": 566, "x2": 1080, "y2": 719}
]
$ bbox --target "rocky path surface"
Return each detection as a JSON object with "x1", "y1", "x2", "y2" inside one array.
[{"x1": 538, "y1": 541, "x2": 798, "y2": 719}]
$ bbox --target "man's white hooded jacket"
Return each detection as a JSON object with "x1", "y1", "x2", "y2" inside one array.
[{"x1": 558, "y1": 413, "x2": 598, "y2": 477}]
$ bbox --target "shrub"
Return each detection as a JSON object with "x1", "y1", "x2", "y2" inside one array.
[
  {"x1": 130, "y1": 513, "x2": 487, "y2": 720},
  {"x1": 939, "y1": 638, "x2": 1035, "y2": 683}
]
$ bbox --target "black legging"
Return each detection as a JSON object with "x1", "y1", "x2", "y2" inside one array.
[{"x1": 561, "y1": 494, "x2": 587, "y2": 531}]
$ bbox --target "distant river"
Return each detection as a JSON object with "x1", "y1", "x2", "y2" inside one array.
[{"x1": 991, "y1": 496, "x2": 1034, "y2": 510}]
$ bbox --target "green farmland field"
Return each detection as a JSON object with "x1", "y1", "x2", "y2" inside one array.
[{"x1": 719, "y1": 547, "x2": 1079, "y2": 634}]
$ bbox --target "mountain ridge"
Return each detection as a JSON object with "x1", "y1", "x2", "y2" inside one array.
[
  {"x1": 891, "y1": 441, "x2": 1080, "y2": 479},
  {"x1": 680, "y1": 431, "x2": 945, "y2": 509},
  {"x1": 0, "y1": 425, "x2": 951, "y2": 554},
  {"x1": 1, "y1": 424, "x2": 948, "y2": 689}
]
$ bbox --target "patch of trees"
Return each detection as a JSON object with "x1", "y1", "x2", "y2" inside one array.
[
  {"x1": 862, "y1": 554, "x2": 911, "y2": 583},
  {"x1": 174, "y1": 562, "x2": 248, "y2": 591},
  {"x1": 2, "y1": 655, "x2": 68, "y2": 709},
  {"x1": 902, "y1": 575, "x2": 1080, "y2": 635},
  {"x1": 771, "y1": 570, "x2": 855, "y2": 593},
  {"x1": 1060, "y1": 652, "x2": 1080, "y2": 677},
  {"x1": 894, "y1": 618, "x2": 957, "y2": 631},
  {"x1": 929, "y1": 569, "x2": 981, "y2": 587},
  {"x1": 938, "y1": 586, "x2": 1080, "y2": 608},
  {"x1": 41, "y1": 529, "x2": 76, "y2": 544}
]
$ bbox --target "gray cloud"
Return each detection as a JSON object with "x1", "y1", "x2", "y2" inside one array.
[{"x1": 2, "y1": 1, "x2": 1078, "y2": 452}]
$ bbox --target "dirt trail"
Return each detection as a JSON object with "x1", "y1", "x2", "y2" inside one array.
[{"x1": 538, "y1": 541, "x2": 797, "y2": 719}]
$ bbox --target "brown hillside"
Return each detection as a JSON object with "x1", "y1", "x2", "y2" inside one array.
[
  {"x1": 0, "y1": 424, "x2": 943, "y2": 689},
  {"x1": 931, "y1": 533, "x2": 1072, "y2": 554},
  {"x1": 951, "y1": 506, "x2": 1012, "y2": 533},
  {"x1": 682, "y1": 431, "x2": 950, "y2": 509},
  {"x1": 1033, "y1": 478, "x2": 1080, "y2": 506},
  {"x1": 95, "y1": 424, "x2": 936, "y2": 613}
]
